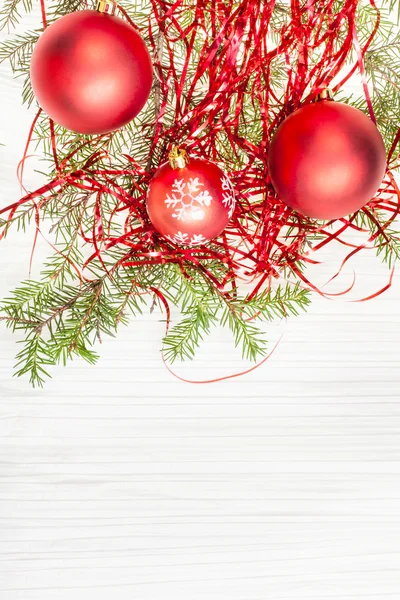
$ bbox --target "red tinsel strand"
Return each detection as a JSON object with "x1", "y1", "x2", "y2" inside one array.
[{"x1": 39, "y1": 0, "x2": 47, "y2": 29}]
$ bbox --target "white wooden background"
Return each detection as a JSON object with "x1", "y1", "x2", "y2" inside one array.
[{"x1": 1, "y1": 6, "x2": 400, "y2": 599}]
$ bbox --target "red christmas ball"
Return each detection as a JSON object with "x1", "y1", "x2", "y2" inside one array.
[
  {"x1": 268, "y1": 99, "x2": 387, "y2": 220},
  {"x1": 146, "y1": 153, "x2": 236, "y2": 247},
  {"x1": 30, "y1": 10, "x2": 153, "y2": 134}
]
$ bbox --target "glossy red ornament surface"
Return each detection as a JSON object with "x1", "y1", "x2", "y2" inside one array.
[
  {"x1": 30, "y1": 10, "x2": 153, "y2": 134},
  {"x1": 146, "y1": 159, "x2": 236, "y2": 246},
  {"x1": 268, "y1": 100, "x2": 387, "y2": 220}
]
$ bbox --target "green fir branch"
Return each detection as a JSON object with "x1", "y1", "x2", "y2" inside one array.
[
  {"x1": 0, "y1": 0, "x2": 33, "y2": 32},
  {"x1": 356, "y1": 208, "x2": 400, "y2": 268},
  {"x1": 14, "y1": 334, "x2": 54, "y2": 388},
  {"x1": 163, "y1": 273, "x2": 311, "y2": 364}
]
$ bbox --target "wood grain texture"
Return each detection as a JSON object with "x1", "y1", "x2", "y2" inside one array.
[{"x1": 1, "y1": 8, "x2": 400, "y2": 600}]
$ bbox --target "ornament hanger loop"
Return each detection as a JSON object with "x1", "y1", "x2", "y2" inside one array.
[
  {"x1": 169, "y1": 145, "x2": 190, "y2": 169},
  {"x1": 96, "y1": 0, "x2": 117, "y2": 15}
]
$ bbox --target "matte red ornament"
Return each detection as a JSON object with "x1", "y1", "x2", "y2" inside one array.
[
  {"x1": 146, "y1": 151, "x2": 236, "y2": 246},
  {"x1": 268, "y1": 99, "x2": 387, "y2": 220},
  {"x1": 30, "y1": 9, "x2": 153, "y2": 134}
]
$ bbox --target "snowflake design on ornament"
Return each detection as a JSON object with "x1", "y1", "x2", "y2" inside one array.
[
  {"x1": 190, "y1": 234, "x2": 208, "y2": 246},
  {"x1": 221, "y1": 175, "x2": 236, "y2": 218},
  {"x1": 166, "y1": 231, "x2": 189, "y2": 245},
  {"x1": 166, "y1": 232, "x2": 208, "y2": 247},
  {"x1": 165, "y1": 177, "x2": 213, "y2": 222}
]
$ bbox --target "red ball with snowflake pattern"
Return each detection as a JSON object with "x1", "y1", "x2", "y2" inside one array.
[{"x1": 146, "y1": 149, "x2": 236, "y2": 247}]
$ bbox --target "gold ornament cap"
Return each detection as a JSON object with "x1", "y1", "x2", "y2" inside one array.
[
  {"x1": 96, "y1": 0, "x2": 117, "y2": 14},
  {"x1": 169, "y1": 146, "x2": 190, "y2": 169},
  {"x1": 315, "y1": 88, "x2": 333, "y2": 101}
]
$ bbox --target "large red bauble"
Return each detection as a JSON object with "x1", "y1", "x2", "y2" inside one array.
[
  {"x1": 268, "y1": 100, "x2": 387, "y2": 220},
  {"x1": 30, "y1": 10, "x2": 153, "y2": 134},
  {"x1": 146, "y1": 159, "x2": 236, "y2": 246}
]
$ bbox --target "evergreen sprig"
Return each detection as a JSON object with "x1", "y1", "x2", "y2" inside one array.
[
  {"x1": 0, "y1": 0, "x2": 32, "y2": 32},
  {"x1": 356, "y1": 208, "x2": 400, "y2": 268},
  {"x1": 163, "y1": 273, "x2": 311, "y2": 363},
  {"x1": 1, "y1": 272, "x2": 145, "y2": 386}
]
